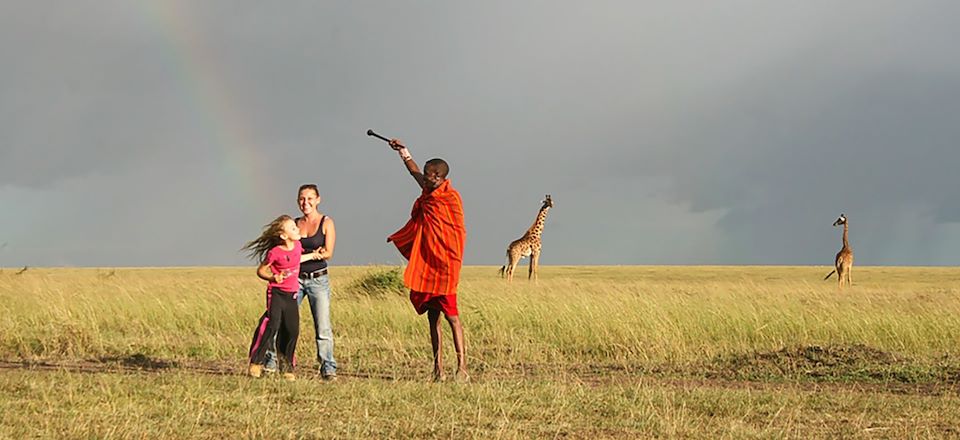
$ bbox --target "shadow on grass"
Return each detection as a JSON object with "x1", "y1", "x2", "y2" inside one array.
[
  {"x1": 97, "y1": 353, "x2": 179, "y2": 370},
  {"x1": 0, "y1": 354, "x2": 234, "y2": 376}
]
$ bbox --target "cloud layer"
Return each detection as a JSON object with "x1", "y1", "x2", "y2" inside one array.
[{"x1": 2, "y1": 1, "x2": 958, "y2": 266}]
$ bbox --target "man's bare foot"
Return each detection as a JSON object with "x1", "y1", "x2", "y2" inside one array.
[
  {"x1": 455, "y1": 368, "x2": 470, "y2": 383},
  {"x1": 433, "y1": 368, "x2": 446, "y2": 382}
]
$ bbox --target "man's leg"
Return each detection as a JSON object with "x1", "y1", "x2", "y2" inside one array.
[
  {"x1": 428, "y1": 309, "x2": 444, "y2": 381},
  {"x1": 445, "y1": 314, "x2": 468, "y2": 380}
]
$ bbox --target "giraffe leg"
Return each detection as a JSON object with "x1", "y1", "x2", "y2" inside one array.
[
  {"x1": 841, "y1": 260, "x2": 851, "y2": 288},
  {"x1": 529, "y1": 251, "x2": 540, "y2": 282},
  {"x1": 503, "y1": 249, "x2": 513, "y2": 281},
  {"x1": 533, "y1": 252, "x2": 541, "y2": 282},
  {"x1": 506, "y1": 253, "x2": 520, "y2": 282}
]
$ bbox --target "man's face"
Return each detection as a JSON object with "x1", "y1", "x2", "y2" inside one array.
[{"x1": 423, "y1": 164, "x2": 445, "y2": 190}]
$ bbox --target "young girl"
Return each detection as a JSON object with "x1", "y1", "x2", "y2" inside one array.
[{"x1": 243, "y1": 215, "x2": 321, "y2": 380}]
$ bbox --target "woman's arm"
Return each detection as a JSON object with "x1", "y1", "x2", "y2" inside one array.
[
  {"x1": 388, "y1": 139, "x2": 425, "y2": 189},
  {"x1": 319, "y1": 217, "x2": 335, "y2": 260}
]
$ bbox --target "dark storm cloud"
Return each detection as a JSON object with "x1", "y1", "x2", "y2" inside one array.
[
  {"x1": 597, "y1": 4, "x2": 960, "y2": 264},
  {"x1": 0, "y1": 2, "x2": 189, "y2": 187},
  {"x1": 1, "y1": 0, "x2": 958, "y2": 266}
]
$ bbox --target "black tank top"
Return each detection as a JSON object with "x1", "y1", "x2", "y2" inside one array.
[{"x1": 300, "y1": 216, "x2": 327, "y2": 272}]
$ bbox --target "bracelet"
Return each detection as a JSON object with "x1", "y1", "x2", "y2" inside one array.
[{"x1": 399, "y1": 148, "x2": 412, "y2": 161}]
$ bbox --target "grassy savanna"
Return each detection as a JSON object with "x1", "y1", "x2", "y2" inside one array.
[{"x1": 2, "y1": 266, "x2": 960, "y2": 438}]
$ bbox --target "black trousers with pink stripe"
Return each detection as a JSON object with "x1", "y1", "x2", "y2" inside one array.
[{"x1": 248, "y1": 288, "x2": 299, "y2": 371}]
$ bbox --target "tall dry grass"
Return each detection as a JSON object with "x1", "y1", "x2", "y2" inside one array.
[
  {"x1": 3, "y1": 265, "x2": 960, "y2": 438},
  {"x1": 2, "y1": 266, "x2": 959, "y2": 376}
]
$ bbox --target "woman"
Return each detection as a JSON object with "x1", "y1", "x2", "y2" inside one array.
[{"x1": 265, "y1": 184, "x2": 338, "y2": 380}]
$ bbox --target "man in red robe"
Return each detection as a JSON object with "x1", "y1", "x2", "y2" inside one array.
[{"x1": 387, "y1": 138, "x2": 468, "y2": 382}]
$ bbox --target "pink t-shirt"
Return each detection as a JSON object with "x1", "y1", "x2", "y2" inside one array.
[{"x1": 264, "y1": 241, "x2": 302, "y2": 293}]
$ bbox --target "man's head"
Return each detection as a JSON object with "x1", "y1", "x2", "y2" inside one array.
[{"x1": 423, "y1": 158, "x2": 449, "y2": 190}]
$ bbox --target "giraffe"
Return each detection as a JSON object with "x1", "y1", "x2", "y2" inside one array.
[
  {"x1": 499, "y1": 195, "x2": 553, "y2": 281},
  {"x1": 824, "y1": 214, "x2": 854, "y2": 288}
]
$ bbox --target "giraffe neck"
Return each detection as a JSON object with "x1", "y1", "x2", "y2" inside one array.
[
  {"x1": 842, "y1": 223, "x2": 850, "y2": 250},
  {"x1": 526, "y1": 206, "x2": 550, "y2": 239}
]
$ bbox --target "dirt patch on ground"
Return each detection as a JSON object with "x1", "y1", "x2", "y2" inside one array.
[
  {"x1": 4, "y1": 348, "x2": 960, "y2": 396},
  {"x1": 704, "y1": 344, "x2": 960, "y2": 384}
]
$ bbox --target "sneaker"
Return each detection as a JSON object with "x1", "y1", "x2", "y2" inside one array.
[
  {"x1": 282, "y1": 372, "x2": 296, "y2": 381},
  {"x1": 263, "y1": 351, "x2": 279, "y2": 373},
  {"x1": 248, "y1": 364, "x2": 263, "y2": 378},
  {"x1": 321, "y1": 372, "x2": 338, "y2": 382}
]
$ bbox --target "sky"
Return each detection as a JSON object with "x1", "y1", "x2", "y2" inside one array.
[{"x1": 2, "y1": 1, "x2": 959, "y2": 267}]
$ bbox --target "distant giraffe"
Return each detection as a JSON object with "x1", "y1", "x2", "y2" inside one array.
[
  {"x1": 824, "y1": 214, "x2": 854, "y2": 288},
  {"x1": 499, "y1": 195, "x2": 553, "y2": 281}
]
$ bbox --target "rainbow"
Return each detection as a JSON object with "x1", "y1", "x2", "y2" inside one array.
[{"x1": 136, "y1": 1, "x2": 276, "y2": 207}]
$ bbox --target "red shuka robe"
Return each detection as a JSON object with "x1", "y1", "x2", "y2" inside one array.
[{"x1": 388, "y1": 179, "x2": 466, "y2": 295}]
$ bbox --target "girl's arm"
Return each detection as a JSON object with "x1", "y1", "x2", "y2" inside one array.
[
  {"x1": 299, "y1": 248, "x2": 322, "y2": 263},
  {"x1": 388, "y1": 139, "x2": 426, "y2": 189},
  {"x1": 257, "y1": 262, "x2": 283, "y2": 283}
]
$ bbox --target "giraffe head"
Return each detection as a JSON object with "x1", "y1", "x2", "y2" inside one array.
[
  {"x1": 541, "y1": 195, "x2": 553, "y2": 210},
  {"x1": 832, "y1": 214, "x2": 847, "y2": 227}
]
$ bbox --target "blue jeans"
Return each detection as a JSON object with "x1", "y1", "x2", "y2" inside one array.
[{"x1": 264, "y1": 274, "x2": 337, "y2": 375}]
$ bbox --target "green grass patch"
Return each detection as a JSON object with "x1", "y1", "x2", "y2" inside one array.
[{"x1": 344, "y1": 266, "x2": 407, "y2": 297}]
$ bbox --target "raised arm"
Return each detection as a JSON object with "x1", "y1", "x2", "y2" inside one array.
[{"x1": 389, "y1": 139, "x2": 426, "y2": 189}]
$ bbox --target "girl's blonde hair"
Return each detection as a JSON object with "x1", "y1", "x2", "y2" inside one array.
[{"x1": 242, "y1": 215, "x2": 294, "y2": 262}]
